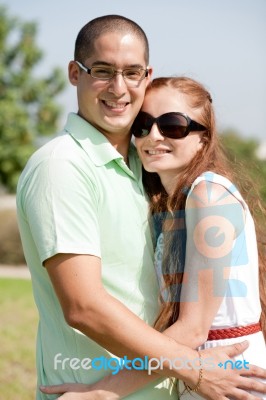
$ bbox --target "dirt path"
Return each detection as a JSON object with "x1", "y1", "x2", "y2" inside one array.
[
  {"x1": 0, "y1": 194, "x2": 16, "y2": 210},
  {"x1": 0, "y1": 265, "x2": 30, "y2": 279}
]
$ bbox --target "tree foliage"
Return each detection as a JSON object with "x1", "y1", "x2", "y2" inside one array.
[
  {"x1": 221, "y1": 130, "x2": 266, "y2": 337},
  {"x1": 0, "y1": 6, "x2": 66, "y2": 192},
  {"x1": 221, "y1": 129, "x2": 266, "y2": 205}
]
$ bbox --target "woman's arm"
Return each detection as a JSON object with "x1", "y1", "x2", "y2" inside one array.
[
  {"x1": 40, "y1": 371, "x2": 158, "y2": 399},
  {"x1": 164, "y1": 181, "x2": 242, "y2": 348}
]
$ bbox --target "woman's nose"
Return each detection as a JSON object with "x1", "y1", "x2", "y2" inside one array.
[{"x1": 147, "y1": 122, "x2": 165, "y2": 141}]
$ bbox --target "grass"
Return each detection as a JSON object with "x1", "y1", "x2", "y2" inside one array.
[{"x1": 0, "y1": 278, "x2": 38, "y2": 400}]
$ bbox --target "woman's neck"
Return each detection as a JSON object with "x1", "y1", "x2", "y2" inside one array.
[{"x1": 159, "y1": 171, "x2": 181, "y2": 196}]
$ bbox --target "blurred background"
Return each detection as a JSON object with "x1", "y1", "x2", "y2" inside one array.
[
  {"x1": 1, "y1": 0, "x2": 266, "y2": 266},
  {"x1": 0, "y1": 1, "x2": 265, "y2": 398}
]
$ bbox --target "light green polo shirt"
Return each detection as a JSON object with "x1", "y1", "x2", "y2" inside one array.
[{"x1": 17, "y1": 113, "x2": 175, "y2": 399}]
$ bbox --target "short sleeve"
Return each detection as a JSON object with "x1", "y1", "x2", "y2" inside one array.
[{"x1": 21, "y1": 157, "x2": 101, "y2": 263}]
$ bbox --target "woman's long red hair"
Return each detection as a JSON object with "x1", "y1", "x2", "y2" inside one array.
[{"x1": 142, "y1": 77, "x2": 266, "y2": 338}]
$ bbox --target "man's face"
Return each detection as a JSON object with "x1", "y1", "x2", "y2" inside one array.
[{"x1": 69, "y1": 32, "x2": 152, "y2": 140}]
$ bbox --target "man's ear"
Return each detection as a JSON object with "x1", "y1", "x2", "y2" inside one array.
[
  {"x1": 68, "y1": 61, "x2": 79, "y2": 86},
  {"x1": 146, "y1": 66, "x2": 153, "y2": 87}
]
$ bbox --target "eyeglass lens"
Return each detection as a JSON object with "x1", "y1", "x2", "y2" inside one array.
[{"x1": 91, "y1": 66, "x2": 146, "y2": 81}]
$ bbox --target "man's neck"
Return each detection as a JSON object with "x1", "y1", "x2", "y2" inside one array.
[{"x1": 104, "y1": 133, "x2": 131, "y2": 163}]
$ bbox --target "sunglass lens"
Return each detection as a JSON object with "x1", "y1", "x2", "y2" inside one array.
[
  {"x1": 132, "y1": 112, "x2": 190, "y2": 139},
  {"x1": 131, "y1": 113, "x2": 151, "y2": 138},
  {"x1": 159, "y1": 114, "x2": 188, "y2": 139}
]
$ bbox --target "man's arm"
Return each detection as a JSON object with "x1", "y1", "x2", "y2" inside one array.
[
  {"x1": 44, "y1": 253, "x2": 266, "y2": 399},
  {"x1": 40, "y1": 343, "x2": 266, "y2": 399},
  {"x1": 45, "y1": 253, "x2": 197, "y2": 374}
]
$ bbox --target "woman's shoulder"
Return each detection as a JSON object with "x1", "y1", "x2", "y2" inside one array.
[
  {"x1": 186, "y1": 171, "x2": 245, "y2": 209},
  {"x1": 191, "y1": 171, "x2": 236, "y2": 190}
]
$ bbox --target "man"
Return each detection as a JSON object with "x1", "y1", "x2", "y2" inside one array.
[{"x1": 17, "y1": 15, "x2": 266, "y2": 399}]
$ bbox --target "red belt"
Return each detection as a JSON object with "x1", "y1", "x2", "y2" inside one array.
[{"x1": 207, "y1": 322, "x2": 261, "y2": 341}]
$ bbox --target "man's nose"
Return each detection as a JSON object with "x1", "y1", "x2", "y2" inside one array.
[{"x1": 107, "y1": 72, "x2": 128, "y2": 96}]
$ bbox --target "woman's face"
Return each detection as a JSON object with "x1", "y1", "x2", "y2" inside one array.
[{"x1": 135, "y1": 86, "x2": 204, "y2": 193}]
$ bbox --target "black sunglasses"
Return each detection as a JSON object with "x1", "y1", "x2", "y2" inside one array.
[{"x1": 131, "y1": 111, "x2": 207, "y2": 139}]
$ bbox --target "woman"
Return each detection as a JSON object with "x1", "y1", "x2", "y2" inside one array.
[
  {"x1": 132, "y1": 76, "x2": 266, "y2": 398},
  {"x1": 41, "y1": 77, "x2": 266, "y2": 399}
]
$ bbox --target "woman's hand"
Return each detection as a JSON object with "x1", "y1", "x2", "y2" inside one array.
[
  {"x1": 193, "y1": 341, "x2": 266, "y2": 399},
  {"x1": 40, "y1": 384, "x2": 119, "y2": 400}
]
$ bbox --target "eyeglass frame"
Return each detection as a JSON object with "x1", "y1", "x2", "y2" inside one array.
[
  {"x1": 131, "y1": 111, "x2": 207, "y2": 139},
  {"x1": 75, "y1": 61, "x2": 149, "y2": 82}
]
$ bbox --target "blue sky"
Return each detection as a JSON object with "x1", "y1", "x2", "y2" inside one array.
[{"x1": 3, "y1": 0, "x2": 266, "y2": 141}]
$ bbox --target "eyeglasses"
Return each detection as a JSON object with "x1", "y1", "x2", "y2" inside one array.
[
  {"x1": 131, "y1": 111, "x2": 207, "y2": 139},
  {"x1": 75, "y1": 61, "x2": 148, "y2": 84}
]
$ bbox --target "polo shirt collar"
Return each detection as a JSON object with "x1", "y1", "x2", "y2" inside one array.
[
  {"x1": 64, "y1": 113, "x2": 127, "y2": 166},
  {"x1": 64, "y1": 113, "x2": 140, "y2": 180}
]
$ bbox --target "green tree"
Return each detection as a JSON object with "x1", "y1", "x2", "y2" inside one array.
[
  {"x1": 0, "y1": 6, "x2": 66, "y2": 192},
  {"x1": 221, "y1": 130, "x2": 266, "y2": 323},
  {"x1": 220, "y1": 129, "x2": 266, "y2": 205}
]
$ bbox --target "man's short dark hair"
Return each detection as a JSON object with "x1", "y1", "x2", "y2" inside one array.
[{"x1": 74, "y1": 15, "x2": 149, "y2": 65}]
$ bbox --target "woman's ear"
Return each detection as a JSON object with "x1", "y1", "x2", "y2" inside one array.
[{"x1": 200, "y1": 131, "x2": 209, "y2": 145}]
